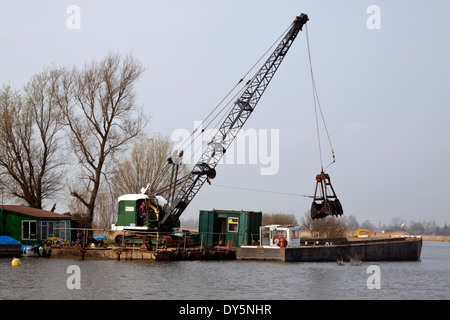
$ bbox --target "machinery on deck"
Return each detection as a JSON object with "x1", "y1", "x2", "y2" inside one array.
[{"x1": 112, "y1": 13, "x2": 342, "y2": 249}]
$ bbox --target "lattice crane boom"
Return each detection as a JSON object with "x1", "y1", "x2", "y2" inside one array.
[{"x1": 160, "y1": 13, "x2": 309, "y2": 228}]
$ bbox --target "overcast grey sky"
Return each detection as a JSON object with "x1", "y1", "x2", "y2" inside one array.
[{"x1": 1, "y1": 0, "x2": 449, "y2": 226}]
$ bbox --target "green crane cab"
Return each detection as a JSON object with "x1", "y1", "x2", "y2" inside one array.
[{"x1": 112, "y1": 194, "x2": 177, "y2": 231}]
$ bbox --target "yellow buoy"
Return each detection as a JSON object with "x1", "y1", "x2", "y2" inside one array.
[{"x1": 11, "y1": 257, "x2": 21, "y2": 267}]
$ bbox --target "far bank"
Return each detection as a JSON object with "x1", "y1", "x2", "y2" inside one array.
[{"x1": 422, "y1": 235, "x2": 450, "y2": 242}]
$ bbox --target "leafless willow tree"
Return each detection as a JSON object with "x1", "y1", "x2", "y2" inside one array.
[
  {"x1": 301, "y1": 211, "x2": 349, "y2": 238},
  {"x1": 68, "y1": 184, "x2": 117, "y2": 228},
  {"x1": 69, "y1": 134, "x2": 187, "y2": 228},
  {"x1": 262, "y1": 212, "x2": 298, "y2": 225},
  {"x1": 113, "y1": 135, "x2": 180, "y2": 194},
  {"x1": 0, "y1": 68, "x2": 65, "y2": 209},
  {"x1": 112, "y1": 134, "x2": 189, "y2": 200},
  {"x1": 56, "y1": 52, "x2": 146, "y2": 227}
]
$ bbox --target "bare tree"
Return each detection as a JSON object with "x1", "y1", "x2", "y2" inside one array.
[
  {"x1": 262, "y1": 212, "x2": 298, "y2": 225},
  {"x1": 339, "y1": 215, "x2": 360, "y2": 231},
  {"x1": 388, "y1": 216, "x2": 404, "y2": 230},
  {"x1": 0, "y1": 68, "x2": 64, "y2": 209},
  {"x1": 56, "y1": 52, "x2": 146, "y2": 227},
  {"x1": 67, "y1": 181, "x2": 116, "y2": 229},
  {"x1": 71, "y1": 135, "x2": 185, "y2": 228},
  {"x1": 113, "y1": 135, "x2": 184, "y2": 195},
  {"x1": 301, "y1": 211, "x2": 347, "y2": 238}
]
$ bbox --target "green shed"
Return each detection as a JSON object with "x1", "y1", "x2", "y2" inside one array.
[
  {"x1": 0, "y1": 205, "x2": 72, "y2": 245},
  {"x1": 198, "y1": 209, "x2": 262, "y2": 248}
]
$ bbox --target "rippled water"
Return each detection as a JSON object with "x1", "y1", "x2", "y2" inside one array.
[{"x1": 1, "y1": 241, "x2": 449, "y2": 300}]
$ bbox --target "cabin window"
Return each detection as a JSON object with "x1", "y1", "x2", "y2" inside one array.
[
  {"x1": 40, "y1": 221, "x2": 49, "y2": 239},
  {"x1": 227, "y1": 217, "x2": 239, "y2": 232},
  {"x1": 58, "y1": 220, "x2": 71, "y2": 242},
  {"x1": 22, "y1": 220, "x2": 37, "y2": 240},
  {"x1": 272, "y1": 230, "x2": 287, "y2": 240},
  {"x1": 39, "y1": 221, "x2": 55, "y2": 240},
  {"x1": 260, "y1": 227, "x2": 270, "y2": 246},
  {"x1": 39, "y1": 220, "x2": 71, "y2": 242}
]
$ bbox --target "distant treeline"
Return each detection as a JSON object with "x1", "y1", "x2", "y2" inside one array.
[
  {"x1": 302, "y1": 213, "x2": 450, "y2": 236},
  {"x1": 358, "y1": 218, "x2": 450, "y2": 236},
  {"x1": 181, "y1": 213, "x2": 450, "y2": 236}
]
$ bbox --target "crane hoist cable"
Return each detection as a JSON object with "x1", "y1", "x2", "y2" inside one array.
[
  {"x1": 190, "y1": 85, "x2": 248, "y2": 163},
  {"x1": 159, "y1": 14, "x2": 310, "y2": 228},
  {"x1": 157, "y1": 24, "x2": 294, "y2": 196},
  {"x1": 305, "y1": 24, "x2": 343, "y2": 220},
  {"x1": 175, "y1": 22, "x2": 294, "y2": 158},
  {"x1": 211, "y1": 183, "x2": 313, "y2": 198},
  {"x1": 305, "y1": 23, "x2": 335, "y2": 172}
]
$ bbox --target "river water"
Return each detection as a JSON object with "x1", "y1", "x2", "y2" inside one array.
[{"x1": 0, "y1": 241, "x2": 449, "y2": 300}]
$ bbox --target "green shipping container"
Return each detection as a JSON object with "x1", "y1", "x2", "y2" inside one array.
[{"x1": 198, "y1": 209, "x2": 262, "y2": 248}]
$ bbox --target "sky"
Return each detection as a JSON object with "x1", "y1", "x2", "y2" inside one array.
[{"x1": 1, "y1": 0, "x2": 449, "y2": 227}]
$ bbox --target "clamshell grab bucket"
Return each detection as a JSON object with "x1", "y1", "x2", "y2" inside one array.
[{"x1": 311, "y1": 172, "x2": 343, "y2": 219}]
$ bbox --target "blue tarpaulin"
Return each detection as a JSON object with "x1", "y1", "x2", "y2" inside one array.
[{"x1": 0, "y1": 236, "x2": 21, "y2": 245}]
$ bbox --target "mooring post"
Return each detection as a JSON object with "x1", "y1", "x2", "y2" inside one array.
[{"x1": 156, "y1": 232, "x2": 159, "y2": 251}]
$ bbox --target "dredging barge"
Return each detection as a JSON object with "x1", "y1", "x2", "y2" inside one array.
[{"x1": 47, "y1": 225, "x2": 422, "y2": 262}]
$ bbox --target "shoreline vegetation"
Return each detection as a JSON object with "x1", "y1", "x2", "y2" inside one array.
[
  {"x1": 421, "y1": 235, "x2": 450, "y2": 242},
  {"x1": 179, "y1": 223, "x2": 450, "y2": 242},
  {"x1": 301, "y1": 230, "x2": 450, "y2": 242},
  {"x1": 181, "y1": 213, "x2": 450, "y2": 242}
]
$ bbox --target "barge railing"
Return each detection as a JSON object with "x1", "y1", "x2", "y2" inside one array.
[{"x1": 52, "y1": 227, "x2": 259, "y2": 252}]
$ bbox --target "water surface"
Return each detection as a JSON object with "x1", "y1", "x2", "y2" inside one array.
[{"x1": 1, "y1": 241, "x2": 448, "y2": 300}]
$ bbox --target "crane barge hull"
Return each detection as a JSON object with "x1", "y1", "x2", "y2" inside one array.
[
  {"x1": 236, "y1": 236, "x2": 422, "y2": 262},
  {"x1": 47, "y1": 234, "x2": 422, "y2": 262}
]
